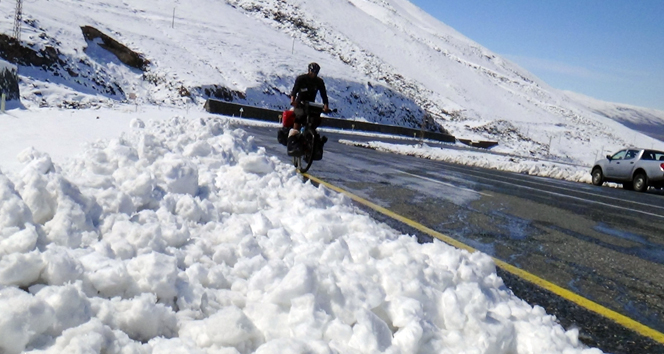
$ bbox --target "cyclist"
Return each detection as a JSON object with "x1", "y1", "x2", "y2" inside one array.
[{"x1": 287, "y1": 62, "x2": 329, "y2": 155}]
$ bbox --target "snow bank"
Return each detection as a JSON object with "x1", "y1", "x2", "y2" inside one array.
[
  {"x1": 0, "y1": 116, "x2": 601, "y2": 353},
  {"x1": 342, "y1": 140, "x2": 593, "y2": 184}
]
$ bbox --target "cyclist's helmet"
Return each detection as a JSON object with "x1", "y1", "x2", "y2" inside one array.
[{"x1": 308, "y1": 62, "x2": 321, "y2": 75}]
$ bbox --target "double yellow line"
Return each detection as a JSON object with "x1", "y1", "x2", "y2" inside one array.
[{"x1": 303, "y1": 173, "x2": 664, "y2": 345}]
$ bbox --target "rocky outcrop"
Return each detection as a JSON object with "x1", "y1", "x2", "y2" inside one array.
[
  {"x1": 81, "y1": 26, "x2": 149, "y2": 71},
  {"x1": 0, "y1": 33, "x2": 63, "y2": 68},
  {"x1": 0, "y1": 32, "x2": 124, "y2": 100},
  {"x1": 0, "y1": 59, "x2": 19, "y2": 101},
  {"x1": 191, "y1": 85, "x2": 247, "y2": 102}
]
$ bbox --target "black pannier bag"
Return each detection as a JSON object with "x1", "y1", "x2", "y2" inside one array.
[
  {"x1": 312, "y1": 146, "x2": 323, "y2": 160},
  {"x1": 312, "y1": 134, "x2": 323, "y2": 160},
  {"x1": 277, "y1": 127, "x2": 289, "y2": 146}
]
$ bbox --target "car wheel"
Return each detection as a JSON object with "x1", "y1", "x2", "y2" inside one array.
[
  {"x1": 591, "y1": 168, "x2": 604, "y2": 186},
  {"x1": 633, "y1": 173, "x2": 648, "y2": 192}
]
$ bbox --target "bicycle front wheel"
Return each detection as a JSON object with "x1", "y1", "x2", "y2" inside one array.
[{"x1": 295, "y1": 130, "x2": 316, "y2": 173}]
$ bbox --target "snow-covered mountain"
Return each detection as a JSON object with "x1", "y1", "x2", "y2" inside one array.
[{"x1": 1, "y1": 0, "x2": 663, "y2": 164}]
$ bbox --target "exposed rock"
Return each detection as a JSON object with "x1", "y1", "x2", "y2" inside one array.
[
  {"x1": 81, "y1": 26, "x2": 150, "y2": 71},
  {"x1": 0, "y1": 59, "x2": 19, "y2": 101},
  {"x1": 191, "y1": 84, "x2": 247, "y2": 102},
  {"x1": 0, "y1": 33, "x2": 63, "y2": 68},
  {"x1": 0, "y1": 31, "x2": 125, "y2": 102}
]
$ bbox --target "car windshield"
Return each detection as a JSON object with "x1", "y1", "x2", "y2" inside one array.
[{"x1": 641, "y1": 150, "x2": 664, "y2": 161}]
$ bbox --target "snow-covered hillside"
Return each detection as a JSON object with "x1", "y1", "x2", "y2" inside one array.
[
  {"x1": 1, "y1": 0, "x2": 663, "y2": 164},
  {"x1": 564, "y1": 90, "x2": 664, "y2": 143}
]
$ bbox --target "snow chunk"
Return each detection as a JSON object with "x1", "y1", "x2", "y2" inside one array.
[
  {"x1": 266, "y1": 263, "x2": 315, "y2": 306},
  {"x1": 80, "y1": 251, "x2": 131, "y2": 298},
  {"x1": 154, "y1": 154, "x2": 199, "y2": 195},
  {"x1": 0, "y1": 287, "x2": 54, "y2": 354},
  {"x1": 14, "y1": 167, "x2": 57, "y2": 224},
  {"x1": 37, "y1": 318, "x2": 144, "y2": 354},
  {"x1": 184, "y1": 140, "x2": 213, "y2": 157},
  {"x1": 180, "y1": 306, "x2": 264, "y2": 353},
  {"x1": 40, "y1": 245, "x2": 85, "y2": 286},
  {"x1": 41, "y1": 176, "x2": 101, "y2": 248},
  {"x1": 0, "y1": 251, "x2": 45, "y2": 287},
  {"x1": 0, "y1": 223, "x2": 39, "y2": 256},
  {"x1": 239, "y1": 152, "x2": 275, "y2": 175},
  {"x1": 0, "y1": 172, "x2": 33, "y2": 230},
  {"x1": 348, "y1": 308, "x2": 392, "y2": 352},
  {"x1": 92, "y1": 293, "x2": 178, "y2": 342},
  {"x1": 130, "y1": 118, "x2": 145, "y2": 129},
  {"x1": 17, "y1": 147, "x2": 55, "y2": 174},
  {"x1": 34, "y1": 283, "x2": 92, "y2": 336},
  {"x1": 126, "y1": 252, "x2": 179, "y2": 304}
]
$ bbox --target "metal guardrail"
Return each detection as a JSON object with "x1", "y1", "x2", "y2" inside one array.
[{"x1": 204, "y1": 98, "x2": 498, "y2": 148}]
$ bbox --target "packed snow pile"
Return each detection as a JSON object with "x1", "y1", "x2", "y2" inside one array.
[
  {"x1": 342, "y1": 139, "x2": 593, "y2": 183},
  {"x1": 0, "y1": 116, "x2": 601, "y2": 354}
]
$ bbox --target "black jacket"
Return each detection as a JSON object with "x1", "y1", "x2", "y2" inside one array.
[{"x1": 291, "y1": 74, "x2": 328, "y2": 105}]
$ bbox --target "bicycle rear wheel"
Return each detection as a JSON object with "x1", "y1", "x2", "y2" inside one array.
[{"x1": 293, "y1": 130, "x2": 317, "y2": 173}]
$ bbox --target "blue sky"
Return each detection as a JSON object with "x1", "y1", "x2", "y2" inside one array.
[{"x1": 409, "y1": 0, "x2": 664, "y2": 111}]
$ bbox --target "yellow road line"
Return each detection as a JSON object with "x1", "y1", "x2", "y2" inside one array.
[{"x1": 303, "y1": 173, "x2": 664, "y2": 345}]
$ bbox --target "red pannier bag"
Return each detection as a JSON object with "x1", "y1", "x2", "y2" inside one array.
[{"x1": 282, "y1": 110, "x2": 295, "y2": 128}]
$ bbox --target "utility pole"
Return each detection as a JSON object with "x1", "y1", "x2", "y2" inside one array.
[{"x1": 13, "y1": 0, "x2": 23, "y2": 42}]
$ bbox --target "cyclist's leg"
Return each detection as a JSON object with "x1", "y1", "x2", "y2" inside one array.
[
  {"x1": 287, "y1": 108, "x2": 306, "y2": 156},
  {"x1": 292, "y1": 107, "x2": 305, "y2": 134}
]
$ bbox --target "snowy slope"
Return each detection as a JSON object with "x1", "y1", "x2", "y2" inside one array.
[
  {"x1": 2, "y1": 0, "x2": 664, "y2": 166},
  {"x1": 564, "y1": 90, "x2": 664, "y2": 143}
]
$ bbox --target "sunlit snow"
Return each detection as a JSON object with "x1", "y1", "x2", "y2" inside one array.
[
  {"x1": 0, "y1": 110, "x2": 602, "y2": 354},
  {"x1": 2, "y1": 0, "x2": 658, "y2": 352}
]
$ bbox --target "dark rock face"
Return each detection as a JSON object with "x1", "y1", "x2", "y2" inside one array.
[
  {"x1": 0, "y1": 33, "x2": 63, "y2": 68},
  {"x1": 0, "y1": 60, "x2": 19, "y2": 101},
  {"x1": 81, "y1": 26, "x2": 150, "y2": 71},
  {"x1": 192, "y1": 85, "x2": 247, "y2": 102}
]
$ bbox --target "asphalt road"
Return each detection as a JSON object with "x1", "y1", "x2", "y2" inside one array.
[{"x1": 237, "y1": 121, "x2": 664, "y2": 353}]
